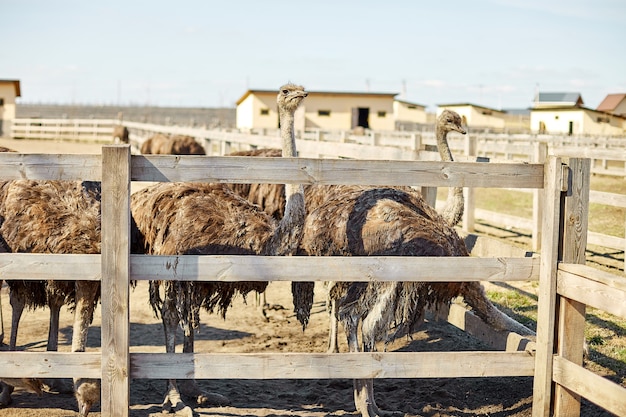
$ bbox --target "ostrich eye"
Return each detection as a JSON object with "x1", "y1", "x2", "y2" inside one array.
[{"x1": 282, "y1": 89, "x2": 289, "y2": 94}]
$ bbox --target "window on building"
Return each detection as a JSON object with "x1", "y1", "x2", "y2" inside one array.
[
  {"x1": 377, "y1": 111, "x2": 386, "y2": 117},
  {"x1": 407, "y1": 105, "x2": 416, "y2": 109},
  {"x1": 318, "y1": 110, "x2": 331, "y2": 116},
  {"x1": 260, "y1": 108, "x2": 270, "y2": 116},
  {"x1": 555, "y1": 115, "x2": 559, "y2": 120}
]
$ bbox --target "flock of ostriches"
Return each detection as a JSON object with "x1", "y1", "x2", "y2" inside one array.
[{"x1": 0, "y1": 83, "x2": 534, "y2": 417}]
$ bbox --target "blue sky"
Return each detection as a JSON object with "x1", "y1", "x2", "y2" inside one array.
[{"x1": 1, "y1": 0, "x2": 625, "y2": 111}]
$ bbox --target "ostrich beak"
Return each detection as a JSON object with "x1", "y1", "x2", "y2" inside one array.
[
  {"x1": 454, "y1": 125, "x2": 467, "y2": 135},
  {"x1": 78, "y1": 401, "x2": 92, "y2": 416}
]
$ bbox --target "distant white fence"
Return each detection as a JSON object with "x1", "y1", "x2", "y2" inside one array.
[
  {"x1": 9, "y1": 118, "x2": 626, "y2": 269},
  {"x1": 10, "y1": 118, "x2": 118, "y2": 143}
]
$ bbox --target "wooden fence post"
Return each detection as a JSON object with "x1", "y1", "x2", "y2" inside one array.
[
  {"x1": 532, "y1": 156, "x2": 566, "y2": 417},
  {"x1": 463, "y1": 133, "x2": 477, "y2": 232},
  {"x1": 532, "y1": 142, "x2": 548, "y2": 251},
  {"x1": 553, "y1": 157, "x2": 590, "y2": 416},
  {"x1": 101, "y1": 145, "x2": 131, "y2": 417}
]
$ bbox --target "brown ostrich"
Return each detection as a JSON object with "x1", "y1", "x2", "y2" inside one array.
[
  {"x1": 112, "y1": 124, "x2": 129, "y2": 144},
  {"x1": 130, "y1": 83, "x2": 308, "y2": 413},
  {"x1": 227, "y1": 110, "x2": 471, "y2": 342},
  {"x1": 140, "y1": 133, "x2": 206, "y2": 155},
  {"x1": 297, "y1": 112, "x2": 534, "y2": 416},
  {"x1": 0, "y1": 179, "x2": 102, "y2": 415}
]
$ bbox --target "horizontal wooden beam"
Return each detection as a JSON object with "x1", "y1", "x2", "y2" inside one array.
[
  {"x1": 0, "y1": 351, "x2": 535, "y2": 380},
  {"x1": 130, "y1": 351, "x2": 535, "y2": 379},
  {"x1": 0, "y1": 253, "x2": 540, "y2": 282},
  {"x1": 552, "y1": 356, "x2": 626, "y2": 417},
  {"x1": 0, "y1": 153, "x2": 102, "y2": 180},
  {"x1": 0, "y1": 352, "x2": 101, "y2": 379},
  {"x1": 557, "y1": 267, "x2": 626, "y2": 319},
  {"x1": 131, "y1": 156, "x2": 545, "y2": 188}
]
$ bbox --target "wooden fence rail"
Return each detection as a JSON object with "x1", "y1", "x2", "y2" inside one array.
[{"x1": 0, "y1": 147, "x2": 624, "y2": 416}]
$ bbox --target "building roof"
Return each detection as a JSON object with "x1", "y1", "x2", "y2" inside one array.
[
  {"x1": 0, "y1": 79, "x2": 21, "y2": 96},
  {"x1": 596, "y1": 93, "x2": 626, "y2": 112},
  {"x1": 535, "y1": 92, "x2": 583, "y2": 106},
  {"x1": 394, "y1": 98, "x2": 426, "y2": 108},
  {"x1": 236, "y1": 89, "x2": 398, "y2": 105},
  {"x1": 436, "y1": 103, "x2": 506, "y2": 114}
]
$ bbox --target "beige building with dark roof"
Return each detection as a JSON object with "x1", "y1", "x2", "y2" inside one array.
[
  {"x1": 0, "y1": 79, "x2": 21, "y2": 137},
  {"x1": 236, "y1": 88, "x2": 426, "y2": 131}
]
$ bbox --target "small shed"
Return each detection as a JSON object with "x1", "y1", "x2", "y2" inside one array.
[
  {"x1": 0, "y1": 79, "x2": 21, "y2": 137},
  {"x1": 436, "y1": 103, "x2": 506, "y2": 130},
  {"x1": 236, "y1": 88, "x2": 409, "y2": 131},
  {"x1": 597, "y1": 93, "x2": 626, "y2": 117}
]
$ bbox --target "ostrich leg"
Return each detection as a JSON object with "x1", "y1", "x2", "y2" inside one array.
[
  {"x1": 42, "y1": 293, "x2": 74, "y2": 394},
  {"x1": 71, "y1": 281, "x2": 101, "y2": 417}
]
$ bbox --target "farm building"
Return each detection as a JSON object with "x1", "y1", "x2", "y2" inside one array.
[
  {"x1": 436, "y1": 103, "x2": 506, "y2": 130},
  {"x1": 530, "y1": 106, "x2": 626, "y2": 135},
  {"x1": 235, "y1": 88, "x2": 427, "y2": 131},
  {"x1": 530, "y1": 91, "x2": 626, "y2": 135},
  {"x1": 0, "y1": 79, "x2": 21, "y2": 137},
  {"x1": 597, "y1": 93, "x2": 626, "y2": 117}
]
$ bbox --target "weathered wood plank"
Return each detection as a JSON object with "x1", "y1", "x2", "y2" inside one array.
[
  {"x1": 130, "y1": 156, "x2": 545, "y2": 188},
  {"x1": 554, "y1": 158, "x2": 590, "y2": 417},
  {"x1": 101, "y1": 145, "x2": 131, "y2": 417},
  {"x1": 0, "y1": 253, "x2": 540, "y2": 283},
  {"x1": 557, "y1": 269, "x2": 626, "y2": 319},
  {"x1": 130, "y1": 351, "x2": 535, "y2": 379},
  {"x1": 558, "y1": 263, "x2": 626, "y2": 292},
  {"x1": 0, "y1": 352, "x2": 101, "y2": 378},
  {"x1": 129, "y1": 255, "x2": 540, "y2": 282},
  {"x1": 0, "y1": 153, "x2": 102, "y2": 180},
  {"x1": 533, "y1": 156, "x2": 565, "y2": 417},
  {"x1": 552, "y1": 356, "x2": 626, "y2": 417},
  {"x1": 0, "y1": 253, "x2": 101, "y2": 280}
]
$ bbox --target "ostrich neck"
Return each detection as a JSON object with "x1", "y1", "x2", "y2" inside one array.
[
  {"x1": 436, "y1": 128, "x2": 454, "y2": 162},
  {"x1": 265, "y1": 108, "x2": 305, "y2": 256},
  {"x1": 437, "y1": 127, "x2": 464, "y2": 227},
  {"x1": 280, "y1": 111, "x2": 297, "y2": 159}
]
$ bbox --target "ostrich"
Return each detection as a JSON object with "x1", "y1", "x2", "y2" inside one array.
[
  {"x1": 227, "y1": 110, "x2": 470, "y2": 345},
  {"x1": 140, "y1": 133, "x2": 206, "y2": 155},
  {"x1": 130, "y1": 83, "x2": 308, "y2": 413},
  {"x1": 296, "y1": 113, "x2": 534, "y2": 416},
  {"x1": 0, "y1": 179, "x2": 102, "y2": 415}
]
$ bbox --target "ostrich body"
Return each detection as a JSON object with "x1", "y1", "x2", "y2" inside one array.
[
  {"x1": 130, "y1": 83, "x2": 307, "y2": 412},
  {"x1": 0, "y1": 179, "x2": 102, "y2": 415},
  {"x1": 140, "y1": 133, "x2": 206, "y2": 155}
]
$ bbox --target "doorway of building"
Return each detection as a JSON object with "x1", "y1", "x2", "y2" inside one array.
[
  {"x1": 568, "y1": 121, "x2": 574, "y2": 135},
  {"x1": 351, "y1": 107, "x2": 370, "y2": 129}
]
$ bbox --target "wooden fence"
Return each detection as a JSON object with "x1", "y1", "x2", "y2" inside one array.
[
  {"x1": 0, "y1": 147, "x2": 624, "y2": 417},
  {"x1": 8, "y1": 118, "x2": 626, "y2": 268}
]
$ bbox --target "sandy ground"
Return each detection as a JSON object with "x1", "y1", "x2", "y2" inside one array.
[{"x1": 0, "y1": 137, "x2": 616, "y2": 417}]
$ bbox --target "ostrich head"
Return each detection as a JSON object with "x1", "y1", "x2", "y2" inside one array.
[
  {"x1": 438, "y1": 109, "x2": 466, "y2": 135},
  {"x1": 74, "y1": 378, "x2": 100, "y2": 416},
  {"x1": 277, "y1": 82, "x2": 308, "y2": 115}
]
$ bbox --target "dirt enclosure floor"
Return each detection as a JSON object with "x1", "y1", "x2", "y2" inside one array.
[{"x1": 0, "y1": 138, "x2": 617, "y2": 417}]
